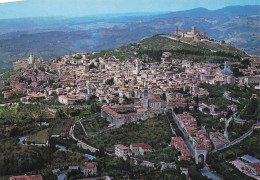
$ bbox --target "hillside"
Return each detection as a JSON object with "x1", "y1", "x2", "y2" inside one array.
[{"x1": 96, "y1": 35, "x2": 247, "y2": 63}]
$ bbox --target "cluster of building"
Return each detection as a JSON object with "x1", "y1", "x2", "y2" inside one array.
[
  {"x1": 209, "y1": 131, "x2": 229, "y2": 149},
  {"x1": 81, "y1": 162, "x2": 98, "y2": 176},
  {"x1": 4, "y1": 49, "x2": 259, "y2": 110},
  {"x1": 175, "y1": 114, "x2": 212, "y2": 151},
  {"x1": 9, "y1": 162, "x2": 100, "y2": 179},
  {"x1": 9, "y1": 174, "x2": 42, "y2": 180},
  {"x1": 1, "y1": 37, "x2": 259, "y2": 169},
  {"x1": 114, "y1": 143, "x2": 153, "y2": 158},
  {"x1": 171, "y1": 137, "x2": 192, "y2": 161},
  {"x1": 173, "y1": 113, "x2": 213, "y2": 163},
  {"x1": 13, "y1": 52, "x2": 43, "y2": 71},
  {"x1": 238, "y1": 155, "x2": 260, "y2": 176}
]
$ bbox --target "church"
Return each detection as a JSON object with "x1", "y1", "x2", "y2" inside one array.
[
  {"x1": 101, "y1": 82, "x2": 164, "y2": 127},
  {"x1": 13, "y1": 52, "x2": 43, "y2": 70}
]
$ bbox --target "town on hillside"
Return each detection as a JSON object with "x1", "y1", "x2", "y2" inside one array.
[{"x1": 1, "y1": 27, "x2": 260, "y2": 180}]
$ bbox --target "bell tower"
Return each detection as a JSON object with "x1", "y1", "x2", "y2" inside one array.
[
  {"x1": 143, "y1": 82, "x2": 149, "y2": 108},
  {"x1": 28, "y1": 52, "x2": 34, "y2": 64},
  {"x1": 175, "y1": 27, "x2": 179, "y2": 34},
  {"x1": 136, "y1": 58, "x2": 140, "y2": 75},
  {"x1": 191, "y1": 26, "x2": 197, "y2": 35}
]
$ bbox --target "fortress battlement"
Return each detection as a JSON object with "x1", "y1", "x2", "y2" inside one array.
[{"x1": 174, "y1": 26, "x2": 207, "y2": 41}]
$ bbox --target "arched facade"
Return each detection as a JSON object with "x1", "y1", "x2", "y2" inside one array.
[{"x1": 195, "y1": 149, "x2": 207, "y2": 164}]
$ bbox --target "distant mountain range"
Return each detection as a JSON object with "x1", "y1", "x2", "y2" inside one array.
[{"x1": 0, "y1": 5, "x2": 259, "y2": 68}]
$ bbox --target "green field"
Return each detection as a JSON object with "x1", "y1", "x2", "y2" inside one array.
[
  {"x1": 0, "y1": 70, "x2": 18, "y2": 80},
  {"x1": 82, "y1": 116, "x2": 110, "y2": 134},
  {"x1": 26, "y1": 128, "x2": 49, "y2": 144},
  {"x1": 85, "y1": 115, "x2": 173, "y2": 153}
]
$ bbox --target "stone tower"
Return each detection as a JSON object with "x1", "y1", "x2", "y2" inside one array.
[
  {"x1": 88, "y1": 84, "x2": 92, "y2": 95},
  {"x1": 136, "y1": 59, "x2": 140, "y2": 75},
  {"x1": 202, "y1": 32, "x2": 207, "y2": 38},
  {"x1": 175, "y1": 27, "x2": 179, "y2": 34},
  {"x1": 191, "y1": 26, "x2": 197, "y2": 35},
  {"x1": 143, "y1": 82, "x2": 149, "y2": 108},
  {"x1": 28, "y1": 52, "x2": 34, "y2": 64},
  {"x1": 86, "y1": 84, "x2": 92, "y2": 100}
]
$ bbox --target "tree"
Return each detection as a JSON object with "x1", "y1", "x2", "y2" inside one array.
[
  {"x1": 203, "y1": 107, "x2": 210, "y2": 113},
  {"x1": 181, "y1": 173, "x2": 186, "y2": 180},
  {"x1": 162, "y1": 93, "x2": 167, "y2": 101},
  {"x1": 55, "y1": 109, "x2": 66, "y2": 119},
  {"x1": 89, "y1": 63, "x2": 97, "y2": 69},
  {"x1": 105, "y1": 78, "x2": 114, "y2": 85},
  {"x1": 74, "y1": 55, "x2": 82, "y2": 59},
  {"x1": 10, "y1": 127, "x2": 19, "y2": 137},
  {"x1": 241, "y1": 59, "x2": 250, "y2": 68},
  {"x1": 194, "y1": 94, "x2": 199, "y2": 105},
  {"x1": 174, "y1": 107, "x2": 179, "y2": 114},
  {"x1": 185, "y1": 103, "x2": 190, "y2": 111},
  {"x1": 90, "y1": 103, "x2": 98, "y2": 113},
  {"x1": 103, "y1": 156, "x2": 106, "y2": 170}
]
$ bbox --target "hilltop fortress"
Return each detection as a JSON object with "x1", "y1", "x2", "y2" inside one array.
[{"x1": 174, "y1": 26, "x2": 207, "y2": 41}]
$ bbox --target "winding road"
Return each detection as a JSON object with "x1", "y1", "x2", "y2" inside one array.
[
  {"x1": 69, "y1": 123, "x2": 98, "y2": 153},
  {"x1": 211, "y1": 122, "x2": 259, "y2": 153},
  {"x1": 224, "y1": 112, "x2": 237, "y2": 141}
]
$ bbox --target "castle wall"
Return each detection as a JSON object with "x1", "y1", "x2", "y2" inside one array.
[{"x1": 174, "y1": 26, "x2": 207, "y2": 41}]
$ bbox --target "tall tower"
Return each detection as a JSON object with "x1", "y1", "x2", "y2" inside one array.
[
  {"x1": 202, "y1": 32, "x2": 206, "y2": 38},
  {"x1": 136, "y1": 58, "x2": 140, "y2": 75},
  {"x1": 28, "y1": 52, "x2": 34, "y2": 64},
  {"x1": 175, "y1": 27, "x2": 179, "y2": 35},
  {"x1": 191, "y1": 26, "x2": 197, "y2": 35},
  {"x1": 143, "y1": 82, "x2": 149, "y2": 108},
  {"x1": 86, "y1": 84, "x2": 92, "y2": 100},
  {"x1": 88, "y1": 85, "x2": 92, "y2": 95}
]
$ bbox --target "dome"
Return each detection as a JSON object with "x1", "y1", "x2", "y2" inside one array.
[{"x1": 221, "y1": 68, "x2": 232, "y2": 74}]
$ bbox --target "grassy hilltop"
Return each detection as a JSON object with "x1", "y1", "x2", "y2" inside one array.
[{"x1": 96, "y1": 34, "x2": 247, "y2": 63}]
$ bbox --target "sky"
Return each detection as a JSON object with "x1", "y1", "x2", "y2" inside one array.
[{"x1": 0, "y1": 0, "x2": 259, "y2": 19}]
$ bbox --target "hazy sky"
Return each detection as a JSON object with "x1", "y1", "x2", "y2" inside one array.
[{"x1": 0, "y1": 0, "x2": 259, "y2": 19}]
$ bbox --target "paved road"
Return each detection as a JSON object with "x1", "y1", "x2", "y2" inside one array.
[
  {"x1": 211, "y1": 122, "x2": 259, "y2": 153},
  {"x1": 223, "y1": 92, "x2": 240, "y2": 104},
  {"x1": 87, "y1": 125, "x2": 117, "y2": 138},
  {"x1": 69, "y1": 124, "x2": 98, "y2": 152},
  {"x1": 48, "y1": 104, "x2": 90, "y2": 109},
  {"x1": 224, "y1": 112, "x2": 237, "y2": 141},
  {"x1": 70, "y1": 116, "x2": 113, "y2": 155},
  {"x1": 201, "y1": 164, "x2": 224, "y2": 180},
  {"x1": 78, "y1": 118, "x2": 88, "y2": 137},
  {"x1": 85, "y1": 176, "x2": 112, "y2": 180},
  {"x1": 0, "y1": 101, "x2": 19, "y2": 106},
  {"x1": 77, "y1": 115, "x2": 116, "y2": 138}
]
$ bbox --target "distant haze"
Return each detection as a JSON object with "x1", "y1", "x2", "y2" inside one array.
[{"x1": 0, "y1": 0, "x2": 260, "y2": 19}]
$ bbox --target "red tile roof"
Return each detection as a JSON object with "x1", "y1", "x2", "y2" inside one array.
[
  {"x1": 83, "y1": 162, "x2": 98, "y2": 168},
  {"x1": 10, "y1": 175, "x2": 43, "y2": 180},
  {"x1": 249, "y1": 163, "x2": 260, "y2": 172},
  {"x1": 131, "y1": 143, "x2": 152, "y2": 149},
  {"x1": 115, "y1": 144, "x2": 128, "y2": 150}
]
